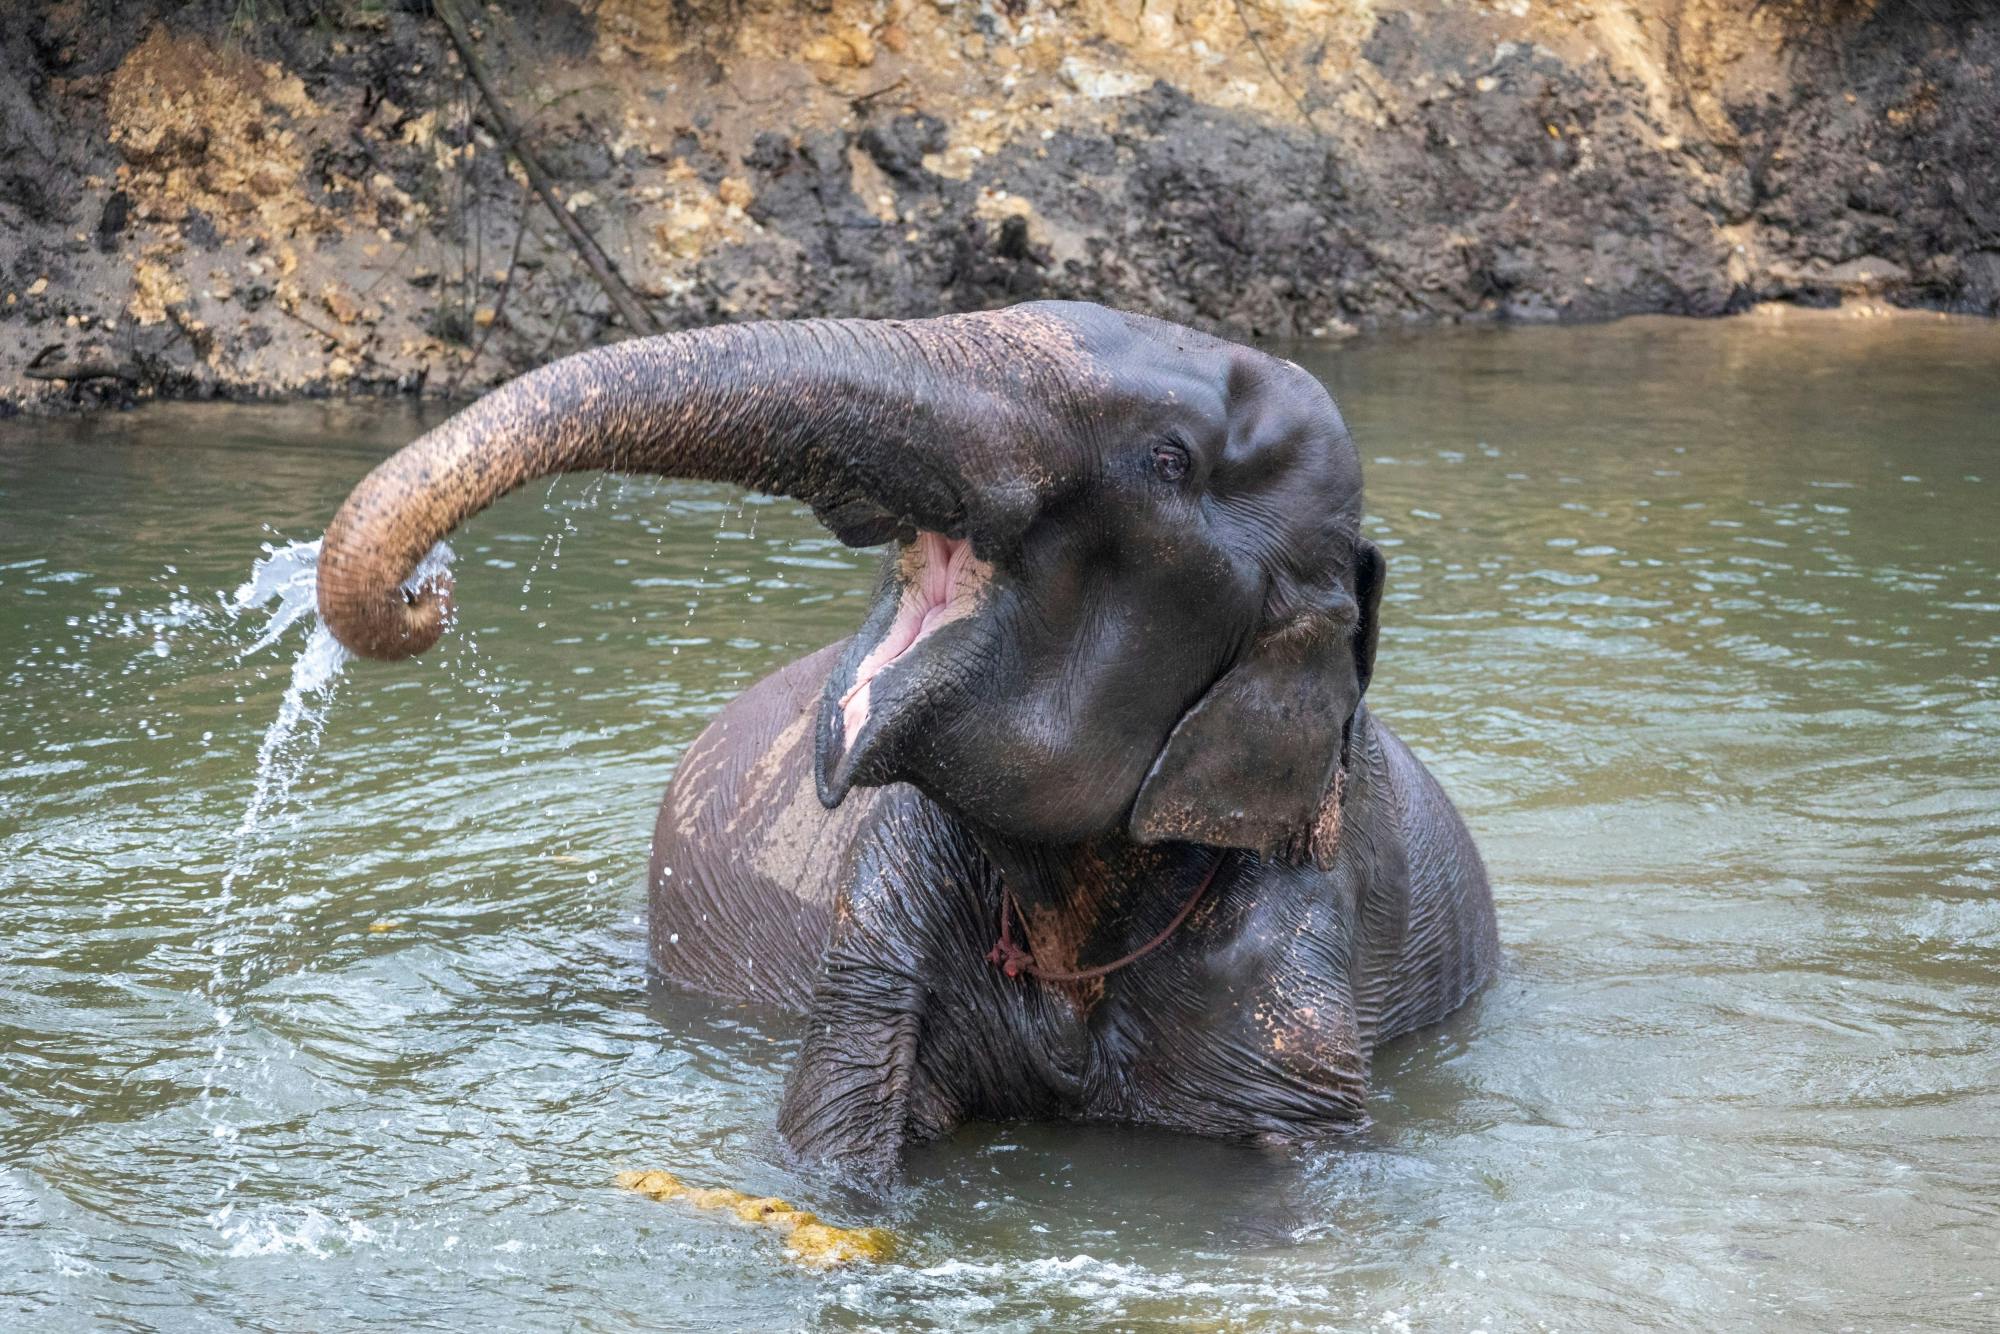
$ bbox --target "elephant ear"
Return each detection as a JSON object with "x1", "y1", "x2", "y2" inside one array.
[{"x1": 1129, "y1": 539, "x2": 1384, "y2": 867}]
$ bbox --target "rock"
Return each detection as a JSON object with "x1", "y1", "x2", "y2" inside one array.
[
  {"x1": 1818, "y1": 257, "x2": 1912, "y2": 293},
  {"x1": 321, "y1": 284, "x2": 362, "y2": 325},
  {"x1": 127, "y1": 259, "x2": 187, "y2": 326},
  {"x1": 858, "y1": 113, "x2": 948, "y2": 181},
  {"x1": 803, "y1": 27, "x2": 876, "y2": 70},
  {"x1": 1060, "y1": 56, "x2": 1153, "y2": 101},
  {"x1": 95, "y1": 190, "x2": 130, "y2": 251}
]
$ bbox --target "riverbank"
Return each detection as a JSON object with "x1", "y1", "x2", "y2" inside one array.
[{"x1": 4, "y1": 0, "x2": 1995, "y2": 414}]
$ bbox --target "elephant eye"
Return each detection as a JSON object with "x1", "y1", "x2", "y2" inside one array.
[{"x1": 1150, "y1": 440, "x2": 1190, "y2": 483}]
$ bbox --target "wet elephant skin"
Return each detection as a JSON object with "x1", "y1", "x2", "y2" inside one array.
[
  {"x1": 652, "y1": 642, "x2": 1495, "y2": 1182},
  {"x1": 313, "y1": 299, "x2": 1499, "y2": 1184}
]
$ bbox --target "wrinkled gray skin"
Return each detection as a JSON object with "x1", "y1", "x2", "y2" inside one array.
[{"x1": 315, "y1": 300, "x2": 1497, "y2": 1185}]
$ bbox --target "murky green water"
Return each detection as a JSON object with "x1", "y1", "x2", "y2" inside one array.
[{"x1": 3, "y1": 315, "x2": 1997, "y2": 1331}]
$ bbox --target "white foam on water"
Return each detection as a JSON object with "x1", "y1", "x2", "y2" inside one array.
[
  {"x1": 211, "y1": 1204, "x2": 339, "y2": 1259},
  {"x1": 831, "y1": 1251, "x2": 1343, "y2": 1325}
]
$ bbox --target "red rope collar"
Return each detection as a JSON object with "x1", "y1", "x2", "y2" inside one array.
[{"x1": 985, "y1": 852, "x2": 1228, "y2": 984}]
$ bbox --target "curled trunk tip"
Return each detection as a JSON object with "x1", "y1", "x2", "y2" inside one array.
[{"x1": 317, "y1": 519, "x2": 457, "y2": 662}]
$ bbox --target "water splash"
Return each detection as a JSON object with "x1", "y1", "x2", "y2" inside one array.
[
  {"x1": 230, "y1": 541, "x2": 342, "y2": 832},
  {"x1": 225, "y1": 537, "x2": 454, "y2": 833},
  {"x1": 193, "y1": 536, "x2": 455, "y2": 1226},
  {"x1": 231, "y1": 539, "x2": 328, "y2": 660}
]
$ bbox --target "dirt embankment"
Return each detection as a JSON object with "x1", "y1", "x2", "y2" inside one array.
[{"x1": 2, "y1": 0, "x2": 1994, "y2": 411}]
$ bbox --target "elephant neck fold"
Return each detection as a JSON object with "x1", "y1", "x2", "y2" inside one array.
[
  {"x1": 973, "y1": 836, "x2": 1234, "y2": 987},
  {"x1": 985, "y1": 849, "x2": 1229, "y2": 984}
]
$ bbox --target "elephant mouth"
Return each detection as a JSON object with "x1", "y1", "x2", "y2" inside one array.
[
  {"x1": 817, "y1": 530, "x2": 992, "y2": 806},
  {"x1": 837, "y1": 531, "x2": 987, "y2": 750}
]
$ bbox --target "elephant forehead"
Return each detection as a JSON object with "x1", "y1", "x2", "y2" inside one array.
[{"x1": 917, "y1": 304, "x2": 1103, "y2": 388}]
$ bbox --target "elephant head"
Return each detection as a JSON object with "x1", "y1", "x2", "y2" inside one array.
[{"x1": 316, "y1": 301, "x2": 1383, "y2": 860}]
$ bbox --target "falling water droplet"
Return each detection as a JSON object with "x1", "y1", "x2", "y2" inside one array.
[{"x1": 190, "y1": 533, "x2": 454, "y2": 1233}]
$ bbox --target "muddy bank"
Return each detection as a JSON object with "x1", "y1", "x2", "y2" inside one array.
[{"x1": 2, "y1": 0, "x2": 1995, "y2": 412}]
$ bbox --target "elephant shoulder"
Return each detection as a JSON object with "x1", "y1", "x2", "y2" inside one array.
[
  {"x1": 648, "y1": 640, "x2": 897, "y2": 1009},
  {"x1": 661, "y1": 639, "x2": 843, "y2": 854},
  {"x1": 1359, "y1": 711, "x2": 1500, "y2": 1046}
]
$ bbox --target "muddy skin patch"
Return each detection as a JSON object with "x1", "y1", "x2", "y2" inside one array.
[{"x1": 615, "y1": 1170, "x2": 896, "y2": 1268}]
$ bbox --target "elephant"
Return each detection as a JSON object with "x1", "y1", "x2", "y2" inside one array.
[{"x1": 315, "y1": 300, "x2": 1498, "y2": 1183}]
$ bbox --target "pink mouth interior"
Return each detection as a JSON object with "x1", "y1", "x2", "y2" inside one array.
[{"x1": 839, "y1": 531, "x2": 977, "y2": 750}]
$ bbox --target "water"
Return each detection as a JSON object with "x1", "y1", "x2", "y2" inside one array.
[
  {"x1": 2, "y1": 315, "x2": 1997, "y2": 1330},
  {"x1": 224, "y1": 536, "x2": 453, "y2": 834}
]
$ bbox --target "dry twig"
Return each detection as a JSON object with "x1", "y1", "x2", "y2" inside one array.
[
  {"x1": 433, "y1": 0, "x2": 658, "y2": 336},
  {"x1": 448, "y1": 180, "x2": 536, "y2": 396}
]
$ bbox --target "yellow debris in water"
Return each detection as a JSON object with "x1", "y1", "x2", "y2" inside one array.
[
  {"x1": 366, "y1": 919, "x2": 401, "y2": 933},
  {"x1": 615, "y1": 1169, "x2": 895, "y2": 1268}
]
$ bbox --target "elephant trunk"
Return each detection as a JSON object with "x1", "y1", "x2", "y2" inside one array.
[{"x1": 317, "y1": 316, "x2": 1075, "y2": 661}]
